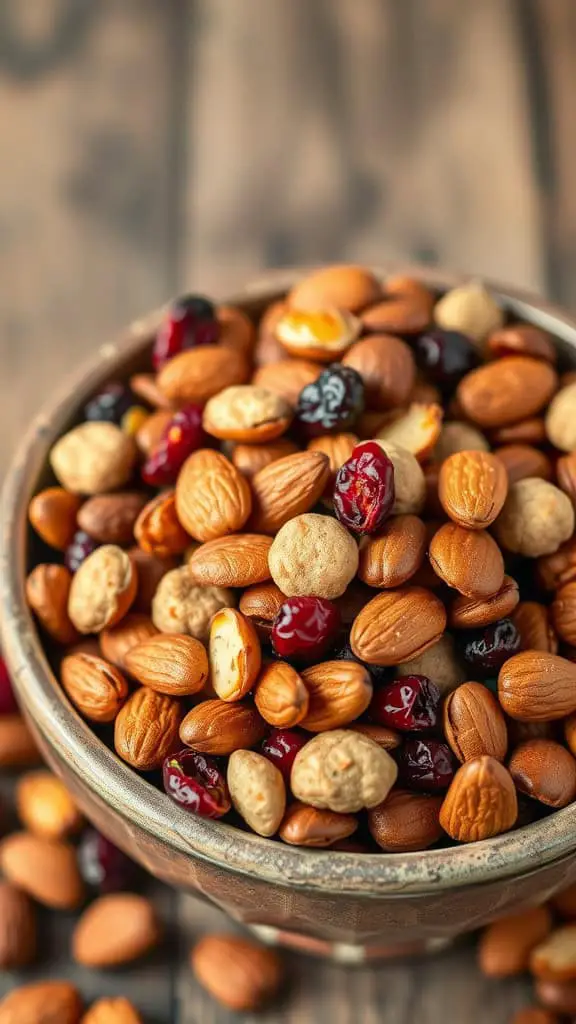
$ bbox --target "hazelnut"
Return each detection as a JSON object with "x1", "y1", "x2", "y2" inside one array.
[
  {"x1": 50, "y1": 422, "x2": 137, "y2": 495},
  {"x1": 494, "y1": 478, "x2": 575, "y2": 558},
  {"x1": 268, "y1": 513, "x2": 358, "y2": 600},
  {"x1": 291, "y1": 730, "x2": 397, "y2": 813},
  {"x1": 434, "y1": 281, "x2": 504, "y2": 345},
  {"x1": 433, "y1": 421, "x2": 490, "y2": 463},
  {"x1": 546, "y1": 381, "x2": 576, "y2": 452},
  {"x1": 373, "y1": 440, "x2": 426, "y2": 515},
  {"x1": 151, "y1": 567, "x2": 235, "y2": 641}
]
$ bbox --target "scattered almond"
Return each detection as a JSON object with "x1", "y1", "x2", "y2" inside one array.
[
  {"x1": 0, "y1": 832, "x2": 85, "y2": 909},
  {"x1": 16, "y1": 771, "x2": 83, "y2": 840},
  {"x1": 73, "y1": 893, "x2": 160, "y2": 967},
  {"x1": 192, "y1": 933, "x2": 283, "y2": 1012}
]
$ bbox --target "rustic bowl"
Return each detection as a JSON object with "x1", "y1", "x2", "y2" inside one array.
[{"x1": 3, "y1": 265, "x2": 576, "y2": 962}]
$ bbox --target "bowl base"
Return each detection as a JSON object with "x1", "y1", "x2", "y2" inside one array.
[{"x1": 249, "y1": 924, "x2": 454, "y2": 963}]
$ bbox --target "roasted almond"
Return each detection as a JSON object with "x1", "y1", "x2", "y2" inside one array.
[
  {"x1": 0, "y1": 981, "x2": 83, "y2": 1024},
  {"x1": 238, "y1": 582, "x2": 286, "y2": 639},
  {"x1": 537, "y1": 538, "x2": 576, "y2": 591},
  {"x1": 134, "y1": 490, "x2": 190, "y2": 557},
  {"x1": 368, "y1": 789, "x2": 443, "y2": 852},
  {"x1": 77, "y1": 491, "x2": 148, "y2": 545},
  {"x1": 279, "y1": 801, "x2": 358, "y2": 847},
  {"x1": 26, "y1": 564, "x2": 79, "y2": 644},
  {"x1": 307, "y1": 432, "x2": 358, "y2": 493},
  {"x1": 491, "y1": 416, "x2": 547, "y2": 445},
  {"x1": 0, "y1": 882, "x2": 37, "y2": 968},
  {"x1": 134, "y1": 408, "x2": 173, "y2": 454},
  {"x1": 299, "y1": 660, "x2": 372, "y2": 732},
  {"x1": 209, "y1": 608, "x2": 261, "y2": 701},
  {"x1": 0, "y1": 832, "x2": 85, "y2": 909},
  {"x1": 494, "y1": 444, "x2": 553, "y2": 484},
  {"x1": 478, "y1": 905, "x2": 553, "y2": 977},
  {"x1": 254, "y1": 661, "x2": 309, "y2": 727},
  {"x1": 114, "y1": 687, "x2": 181, "y2": 770},
  {"x1": 429, "y1": 522, "x2": 504, "y2": 598},
  {"x1": 16, "y1": 771, "x2": 83, "y2": 840},
  {"x1": 124, "y1": 633, "x2": 208, "y2": 696},
  {"x1": 73, "y1": 893, "x2": 160, "y2": 967},
  {"x1": 0, "y1": 715, "x2": 40, "y2": 767},
  {"x1": 350, "y1": 587, "x2": 447, "y2": 666},
  {"x1": 188, "y1": 534, "x2": 272, "y2": 587},
  {"x1": 512, "y1": 602, "x2": 558, "y2": 654},
  {"x1": 81, "y1": 997, "x2": 143, "y2": 1023},
  {"x1": 358, "y1": 515, "x2": 427, "y2": 588},
  {"x1": 99, "y1": 613, "x2": 159, "y2": 669},
  {"x1": 551, "y1": 582, "x2": 576, "y2": 645},
  {"x1": 498, "y1": 651, "x2": 576, "y2": 721},
  {"x1": 443, "y1": 682, "x2": 508, "y2": 762},
  {"x1": 288, "y1": 264, "x2": 381, "y2": 312},
  {"x1": 180, "y1": 700, "x2": 267, "y2": 755},
  {"x1": 531, "y1": 924, "x2": 576, "y2": 982},
  {"x1": 375, "y1": 402, "x2": 443, "y2": 460},
  {"x1": 175, "y1": 449, "x2": 252, "y2": 542},
  {"x1": 231, "y1": 439, "x2": 299, "y2": 479},
  {"x1": 457, "y1": 356, "x2": 558, "y2": 428},
  {"x1": 130, "y1": 371, "x2": 173, "y2": 409},
  {"x1": 192, "y1": 933, "x2": 283, "y2": 1012},
  {"x1": 349, "y1": 723, "x2": 401, "y2": 750},
  {"x1": 449, "y1": 575, "x2": 519, "y2": 629},
  {"x1": 361, "y1": 275, "x2": 434, "y2": 334},
  {"x1": 488, "y1": 322, "x2": 557, "y2": 363},
  {"x1": 218, "y1": 304, "x2": 256, "y2": 356},
  {"x1": 342, "y1": 333, "x2": 415, "y2": 408},
  {"x1": 509, "y1": 739, "x2": 576, "y2": 807},
  {"x1": 157, "y1": 344, "x2": 249, "y2": 404},
  {"x1": 251, "y1": 358, "x2": 320, "y2": 404},
  {"x1": 203, "y1": 385, "x2": 292, "y2": 442},
  {"x1": 68, "y1": 546, "x2": 137, "y2": 634},
  {"x1": 60, "y1": 653, "x2": 129, "y2": 723},
  {"x1": 28, "y1": 487, "x2": 82, "y2": 551},
  {"x1": 439, "y1": 756, "x2": 518, "y2": 841},
  {"x1": 439, "y1": 450, "x2": 508, "y2": 528},
  {"x1": 249, "y1": 450, "x2": 331, "y2": 534}
]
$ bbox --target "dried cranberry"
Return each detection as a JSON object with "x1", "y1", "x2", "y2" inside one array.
[
  {"x1": 0, "y1": 655, "x2": 17, "y2": 716},
  {"x1": 458, "y1": 618, "x2": 521, "y2": 675},
  {"x1": 271, "y1": 597, "x2": 341, "y2": 663},
  {"x1": 141, "y1": 405, "x2": 206, "y2": 486},
  {"x1": 262, "y1": 729, "x2": 307, "y2": 782},
  {"x1": 395, "y1": 739, "x2": 455, "y2": 792},
  {"x1": 370, "y1": 675, "x2": 440, "y2": 732},
  {"x1": 64, "y1": 530, "x2": 98, "y2": 572},
  {"x1": 152, "y1": 295, "x2": 219, "y2": 370},
  {"x1": 295, "y1": 364, "x2": 364, "y2": 437},
  {"x1": 415, "y1": 328, "x2": 479, "y2": 393},
  {"x1": 333, "y1": 441, "x2": 395, "y2": 534},
  {"x1": 84, "y1": 382, "x2": 133, "y2": 424},
  {"x1": 163, "y1": 749, "x2": 230, "y2": 818},
  {"x1": 78, "y1": 828, "x2": 136, "y2": 893}
]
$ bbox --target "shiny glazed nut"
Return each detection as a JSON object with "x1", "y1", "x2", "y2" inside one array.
[
  {"x1": 457, "y1": 357, "x2": 558, "y2": 428},
  {"x1": 531, "y1": 924, "x2": 576, "y2": 981},
  {"x1": 202, "y1": 385, "x2": 293, "y2": 442},
  {"x1": 0, "y1": 832, "x2": 85, "y2": 909},
  {"x1": 238, "y1": 581, "x2": 286, "y2": 638},
  {"x1": 450, "y1": 575, "x2": 519, "y2": 629},
  {"x1": 72, "y1": 893, "x2": 160, "y2": 967},
  {"x1": 68, "y1": 545, "x2": 137, "y2": 634},
  {"x1": 511, "y1": 602, "x2": 558, "y2": 654},
  {"x1": 99, "y1": 613, "x2": 159, "y2": 669},
  {"x1": 351, "y1": 586, "x2": 447, "y2": 666},
  {"x1": 372, "y1": 440, "x2": 426, "y2": 514},
  {"x1": 287, "y1": 264, "x2": 381, "y2": 313},
  {"x1": 50, "y1": 421, "x2": 137, "y2": 495},
  {"x1": 546, "y1": 381, "x2": 576, "y2": 452},
  {"x1": 478, "y1": 906, "x2": 553, "y2": 977},
  {"x1": 444, "y1": 682, "x2": 507, "y2": 762},
  {"x1": 291, "y1": 729, "x2": 398, "y2": 812},
  {"x1": 134, "y1": 491, "x2": 190, "y2": 557},
  {"x1": 551, "y1": 582, "x2": 576, "y2": 645},
  {"x1": 77, "y1": 491, "x2": 148, "y2": 545},
  {"x1": 439, "y1": 756, "x2": 518, "y2": 841},
  {"x1": 433, "y1": 421, "x2": 490, "y2": 462},
  {"x1": 361, "y1": 276, "x2": 434, "y2": 334},
  {"x1": 231, "y1": 438, "x2": 299, "y2": 478},
  {"x1": 251, "y1": 358, "x2": 319, "y2": 404},
  {"x1": 28, "y1": 487, "x2": 82, "y2": 550},
  {"x1": 508, "y1": 739, "x2": 576, "y2": 807},
  {"x1": 487, "y1": 322, "x2": 557, "y2": 362},
  {"x1": 268, "y1": 513, "x2": 359, "y2": 599},
  {"x1": 367, "y1": 789, "x2": 443, "y2": 852},
  {"x1": 188, "y1": 534, "x2": 273, "y2": 587},
  {"x1": 396, "y1": 633, "x2": 467, "y2": 696},
  {"x1": 439, "y1": 450, "x2": 508, "y2": 529},
  {"x1": 494, "y1": 444, "x2": 553, "y2": 484},
  {"x1": 26, "y1": 563, "x2": 79, "y2": 644},
  {"x1": 375, "y1": 402, "x2": 443, "y2": 461},
  {"x1": 249, "y1": 451, "x2": 331, "y2": 534},
  {"x1": 175, "y1": 449, "x2": 252, "y2": 542},
  {"x1": 429, "y1": 523, "x2": 505, "y2": 598},
  {"x1": 60, "y1": 653, "x2": 129, "y2": 723},
  {"x1": 180, "y1": 700, "x2": 267, "y2": 755},
  {"x1": 82, "y1": 997, "x2": 143, "y2": 1023},
  {"x1": 209, "y1": 608, "x2": 261, "y2": 701},
  {"x1": 299, "y1": 660, "x2": 372, "y2": 732},
  {"x1": 434, "y1": 281, "x2": 504, "y2": 344},
  {"x1": 341, "y1": 333, "x2": 416, "y2": 409},
  {"x1": 498, "y1": 651, "x2": 576, "y2": 721},
  {"x1": 157, "y1": 345, "x2": 249, "y2": 404},
  {"x1": 114, "y1": 687, "x2": 182, "y2": 770},
  {"x1": 494, "y1": 479, "x2": 575, "y2": 558},
  {"x1": 274, "y1": 307, "x2": 360, "y2": 361},
  {"x1": 0, "y1": 882, "x2": 37, "y2": 968},
  {"x1": 0, "y1": 981, "x2": 83, "y2": 1024},
  {"x1": 124, "y1": 633, "x2": 208, "y2": 696},
  {"x1": 254, "y1": 661, "x2": 309, "y2": 727},
  {"x1": 191, "y1": 934, "x2": 283, "y2": 1012},
  {"x1": 227, "y1": 750, "x2": 286, "y2": 836},
  {"x1": 358, "y1": 514, "x2": 427, "y2": 588},
  {"x1": 279, "y1": 801, "x2": 358, "y2": 847},
  {"x1": 152, "y1": 567, "x2": 234, "y2": 638},
  {"x1": 16, "y1": 771, "x2": 83, "y2": 840}
]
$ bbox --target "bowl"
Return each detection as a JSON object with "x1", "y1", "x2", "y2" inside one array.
[{"x1": 3, "y1": 264, "x2": 576, "y2": 962}]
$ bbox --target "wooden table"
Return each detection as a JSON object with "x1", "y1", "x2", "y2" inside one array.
[{"x1": 1, "y1": 2, "x2": 575, "y2": 1019}]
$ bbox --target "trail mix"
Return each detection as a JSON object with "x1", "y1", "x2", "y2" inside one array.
[{"x1": 24, "y1": 265, "x2": 576, "y2": 852}]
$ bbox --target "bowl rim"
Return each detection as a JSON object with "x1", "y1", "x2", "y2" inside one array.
[{"x1": 3, "y1": 262, "x2": 576, "y2": 899}]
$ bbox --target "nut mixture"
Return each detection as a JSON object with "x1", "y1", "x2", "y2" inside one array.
[{"x1": 23, "y1": 266, "x2": 576, "y2": 855}]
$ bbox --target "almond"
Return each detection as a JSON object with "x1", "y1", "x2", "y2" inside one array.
[
  {"x1": 429, "y1": 522, "x2": 504, "y2": 598},
  {"x1": 0, "y1": 715, "x2": 40, "y2": 767},
  {"x1": 238, "y1": 582, "x2": 286, "y2": 639},
  {"x1": 375, "y1": 402, "x2": 443, "y2": 460},
  {"x1": 175, "y1": 449, "x2": 252, "y2": 542},
  {"x1": 254, "y1": 661, "x2": 309, "y2": 727},
  {"x1": 361, "y1": 276, "x2": 434, "y2": 334},
  {"x1": 227, "y1": 750, "x2": 286, "y2": 836},
  {"x1": 231, "y1": 439, "x2": 299, "y2": 479},
  {"x1": 0, "y1": 980, "x2": 83, "y2": 1024},
  {"x1": 0, "y1": 832, "x2": 85, "y2": 909},
  {"x1": 68, "y1": 546, "x2": 137, "y2": 634},
  {"x1": 450, "y1": 575, "x2": 519, "y2": 629},
  {"x1": 536, "y1": 978, "x2": 576, "y2": 1014},
  {"x1": 488, "y1": 322, "x2": 557, "y2": 362},
  {"x1": 134, "y1": 490, "x2": 190, "y2": 557},
  {"x1": 180, "y1": 700, "x2": 267, "y2": 755},
  {"x1": 307, "y1": 432, "x2": 358, "y2": 493},
  {"x1": 134, "y1": 408, "x2": 173, "y2": 454},
  {"x1": 209, "y1": 608, "x2": 261, "y2": 701},
  {"x1": 81, "y1": 997, "x2": 143, "y2": 1023},
  {"x1": 26, "y1": 564, "x2": 79, "y2": 644},
  {"x1": 61, "y1": 652, "x2": 129, "y2": 723},
  {"x1": 188, "y1": 534, "x2": 272, "y2": 587},
  {"x1": 288, "y1": 264, "x2": 381, "y2": 312},
  {"x1": 300, "y1": 660, "x2": 372, "y2": 731},
  {"x1": 492, "y1": 419, "x2": 547, "y2": 448},
  {"x1": 439, "y1": 450, "x2": 508, "y2": 529},
  {"x1": 128, "y1": 548, "x2": 178, "y2": 613},
  {"x1": 358, "y1": 515, "x2": 427, "y2": 588},
  {"x1": 99, "y1": 613, "x2": 159, "y2": 669},
  {"x1": 439, "y1": 756, "x2": 518, "y2": 842},
  {"x1": 557, "y1": 452, "x2": 576, "y2": 508},
  {"x1": 157, "y1": 345, "x2": 249, "y2": 404},
  {"x1": 457, "y1": 356, "x2": 558, "y2": 428},
  {"x1": 130, "y1": 372, "x2": 173, "y2": 409},
  {"x1": 72, "y1": 893, "x2": 160, "y2": 967},
  {"x1": 349, "y1": 723, "x2": 401, "y2": 750},
  {"x1": 0, "y1": 882, "x2": 37, "y2": 968},
  {"x1": 498, "y1": 651, "x2": 576, "y2": 721},
  {"x1": 249, "y1": 451, "x2": 331, "y2": 534},
  {"x1": 478, "y1": 906, "x2": 553, "y2": 977},
  {"x1": 531, "y1": 924, "x2": 576, "y2": 982},
  {"x1": 537, "y1": 538, "x2": 576, "y2": 591},
  {"x1": 218, "y1": 304, "x2": 256, "y2": 356},
  {"x1": 124, "y1": 633, "x2": 208, "y2": 696},
  {"x1": 512, "y1": 602, "x2": 558, "y2": 654},
  {"x1": 443, "y1": 682, "x2": 508, "y2": 762},
  {"x1": 28, "y1": 487, "x2": 82, "y2": 551},
  {"x1": 114, "y1": 687, "x2": 181, "y2": 770},
  {"x1": 551, "y1": 582, "x2": 576, "y2": 645},
  {"x1": 279, "y1": 801, "x2": 358, "y2": 847},
  {"x1": 16, "y1": 771, "x2": 83, "y2": 840},
  {"x1": 203, "y1": 385, "x2": 293, "y2": 442},
  {"x1": 191, "y1": 933, "x2": 283, "y2": 1012},
  {"x1": 350, "y1": 587, "x2": 447, "y2": 666},
  {"x1": 509, "y1": 739, "x2": 576, "y2": 807},
  {"x1": 495, "y1": 444, "x2": 553, "y2": 484},
  {"x1": 342, "y1": 333, "x2": 415, "y2": 408},
  {"x1": 251, "y1": 358, "x2": 320, "y2": 404},
  {"x1": 77, "y1": 491, "x2": 148, "y2": 545},
  {"x1": 367, "y1": 789, "x2": 443, "y2": 852}
]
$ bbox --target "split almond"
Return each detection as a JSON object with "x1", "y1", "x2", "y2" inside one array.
[
  {"x1": 531, "y1": 925, "x2": 576, "y2": 982},
  {"x1": 188, "y1": 534, "x2": 272, "y2": 588},
  {"x1": 439, "y1": 450, "x2": 508, "y2": 528},
  {"x1": 209, "y1": 608, "x2": 261, "y2": 701},
  {"x1": 254, "y1": 660, "x2": 308, "y2": 727},
  {"x1": 60, "y1": 652, "x2": 129, "y2": 722},
  {"x1": 249, "y1": 450, "x2": 331, "y2": 534},
  {"x1": 439, "y1": 756, "x2": 518, "y2": 842},
  {"x1": 358, "y1": 515, "x2": 427, "y2": 588},
  {"x1": 376, "y1": 402, "x2": 443, "y2": 460},
  {"x1": 350, "y1": 587, "x2": 446, "y2": 666},
  {"x1": 175, "y1": 449, "x2": 252, "y2": 542},
  {"x1": 429, "y1": 523, "x2": 504, "y2": 598},
  {"x1": 125, "y1": 633, "x2": 208, "y2": 696},
  {"x1": 203, "y1": 385, "x2": 293, "y2": 442},
  {"x1": 275, "y1": 307, "x2": 360, "y2": 361}
]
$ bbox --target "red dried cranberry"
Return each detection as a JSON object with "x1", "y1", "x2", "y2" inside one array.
[
  {"x1": 395, "y1": 739, "x2": 455, "y2": 792},
  {"x1": 64, "y1": 530, "x2": 98, "y2": 572},
  {"x1": 458, "y1": 618, "x2": 521, "y2": 675},
  {"x1": 152, "y1": 295, "x2": 219, "y2": 370},
  {"x1": 78, "y1": 828, "x2": 136, "y2": 893},
  {"x1": 162, "y1": 749, "x2": 230, "y2": 818},
  {"x1": 141, "y1": 404, "x2": 206, "y2": 486},
  {"x1": 0, "y1": 655, "x2": 17, "y2": 716},
  {"x1": 333, "y1": 441, "x2": 395, "y2": 534},
  {"x1": 295, "y1": 364, "x2": 364, "y2": 437},
  {"x1": 84, "y1": 382, "x2": 133, "y2": 424},
  {"x1": 370, "y1": 675, "x2": 440, "y2": 732},
  {"x1": 415, "y1": 328, "x2": 479, "y2": 393},
  {"x1": 271, "y1": 597, "x2": 341, "y2": 663},
  {"x1": 261, "y1": 729, "x2": 307, "y2": 782}
]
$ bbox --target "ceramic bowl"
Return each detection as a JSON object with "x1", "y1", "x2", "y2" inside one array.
[{"x1": 3, "y1": 265, "x2": 576, "y2": 962}]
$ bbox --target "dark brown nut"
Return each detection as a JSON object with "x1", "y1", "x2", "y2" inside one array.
[
  {"x1": 449, "y1": 575, "x2": 519, "y2": 629},
  {"x1": 342, "y1": 333, "x2": 416, "y2": 409},
  {"x1": 551, "y1": 884, "x2": 576, "y2": 919},
  {"x1": 191, "y1": 933, "x2": 283, "y2": 1013},
  {"x1": 203, "y1": 385, "x2": 293, "y2": 443},
  {"x1": 536, "y1": 977, "x2": 576, "y2": 1016},
  {"x1": 218, "y1": 304, "x2": 256, "y2": 356},
  {"x1": 134, "y1": 491, "x2": 190, "y2": 557},
  {"x1": 531, "y1": 924, "x2": 576, "y2": 982},
  {"x1": 279, "y1": 801, "x2": 358, "y2": 847},
  {"x1": 456, "y1": 356, "x2": 558, "y2": 428},
  {"x1": 125, "y1": 633, "x2": 209, "y2": 696},
  {"x1": 512, "y1": 602, "x2": 558, "y2": 654},
  {"x1": 299, "y1": 661, "x2": 372, "y2": 732},
  {"x1": 77, "y1": 491, "x2": 148, "y2": 545},
  {"x1": 494, "y1": 444, "x2": 553, "y2": 484},
  {"x1": 0, "y1": 882, "x2": 37, "y2": 968},
  {"x1": 231, "y1": 439, "x2": 300, "y2": 479},
  {"x1": 179, "y1": 700, "x2": 267, "y2": 755},
  {"x1": 350, "y1": 586, "x2": 447, "y2": 667},
  {"x1": 537, "y1": 538, "x2": 576, "y2": 592},
  {"x1": 68, "y1": 545, "x2": 137, "y2": 634},
  {"x1": 367, "y1": 789, "x2": 443, "y2": 852},
  {"x1": 551, "y1": 582, "x2": 576, "y2": 645},
  {"x1": 557, "y1": 452, "x2": 576, "y2": 509},
  {"x1": 429, "y1": 523, "x2": 504, "y2": 599},
  {"x1": 478, "y1": 905, "x2": 553, "y2": 977},
  {"x1": 134, "y1": 409, "x2": 173, "y2": 454},
  {"x1": 439, "y1": 756, "x2": 518, "y2": 842},
  {"x1": 254, "y1": 661, "x2": 309, "y2": 728},
  {"x1": 99, "y1": 613, "x2": 159, "y2": 669},
  {"x1": 114, "y1": 687, "x2": 182, "y2": 770},
  {"x1": 28, "y1": 487, "x2": 82, "y2": 551},
  {"x1": 252, "y1": 358, "x2": 320, "y2": 404},
  {"x1": 238, "y1": 582, "x2": 286, "y2": 639},
  {"x1": 288, "y1": 264, "x2": 382, "y2": 313},
  {"x1": 494, "y1": 479, "x2": 575, "y2": 558},
  {"x1": 444, "y1": 682, "x2": 508, "y2": 762},
  {"x1": 491, "y1": 416, "x2": 547, "y2": 445},
  {"x1": 157, "y1": 345, "x2": 250, "y2": 405},
  {"x1": 498, "y1": 652, "x2": 576, "y2": 721},
  {"x1": 509, "y1": 739, "x2": 576, "y2": 807},
  {"x1": 349, "y1": 723, "x2": 401, "y2": 750},
  {"x1": 334, "y1": 581, "x2": 373, "y2": 625},
  {"x1": 361, "y1": 276, "x2": 434, "y2": 334},
  {"x1": 565, "y1": 713, "x2": 576, "y2": 757},
  {"x1": 128, "y1": 547, "x2": 178, "y2": 613},
  {"x1": 487, "y1": 322, "x2": 557, "y2": 363},
  {"x1": 0, "y1": 715, "x2": 41, "y2": 766},
  {"x1": 508, "y1": 720, "x2": 556, "y2": 746},
  {"x1": 26, "y1": 564, "x2": 79, "y2": 644},
  {"x1": 358, "y1": 515, "x2": 427, "y2": 588},
  {"x1": 60, "y1": 653, "x2": 129, "y2": 723},
  {"x1": 438, "y1": 450, "x2": 508, "y2": 529}
]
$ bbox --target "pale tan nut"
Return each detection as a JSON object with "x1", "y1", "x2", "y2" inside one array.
[
  {"x1": 268, "y1": 513, "x2": 358, "y2": 600},
  {"x1": 439, "y1": 450, "x2": 508, "y2": 529},
  {"x1": 180, "y1": 700, "x2": 267, "y2": 755},
  {"x1": 128, "y1": 547, "x2": 178, "y2": 613},
  {"x1": 287, "y1": 264, "x2": 382, "y2": 313},
  {"x1": 300, "y1": 660, "x2": 372, "y2": 732},
  {"x1": 531, "y1": 924, "x2": 576, "y2": 982},
  {"x1": 0, "y1": 881, "x2": 37, "y2": 969},
  {"x1": 81, "y1": 996, "x2": 143, "y2": 1023},
  {"x1": 546, "y1": 381, "x2": 576, "y2": 452},
  {"x1": 434, "y1": 280, "x2": 504, "y2": 345},
  {"x1": 0, "y1": 715, "x2": 40, "y2": 767},
  {"x1": 367, "y1": 789, "x2": 443, "y2": 852},
  {"x1": 509, "y1": 739, "x2": 576, "y2": 808},
  {"x1": 478, "y1": 906, "x2": 553, "y2": 977},
  {"x1": 439, "y1": 756, "x2": 518, "y2": 842},
  {"x1": 495, "y1": 444, "x2": 553, "y2": 485},
  {"x1": 249, "y1": 450, "x2": 331, "y2": 534},
  {"x1": 494, "y1": 478, "x2": 575, "y2": 558},
  {"x1": 72, "y1": 893, "x2": 161, "y2": 968},
  {"x1": 253, "y1": 660, "x2": 309, "y2": 727},
  {"x1": 28, "y1": 487, "x2": 83, "y2": 551},
  {"x1": 351, "y1": 586, "x2": 447, "y2": 667},
  {"x1": 151, "y1": 566, "x2": 235, "y2": 639},
  {"x1": 238, "y1": 581, "x2": 286, "y2": 640},
  {"x1": 99, "y1": 613, "x2": 159, "y2": 669},
  {"x1": 396, "y1": 633, "x2": 467, "y2": 696},
  {"x1": 433, "y1": 421, "x2": 490, "y2": 463},
  {"x1": 291, "y1": 729, "x2": 397, "y2": 813},
  {"x1": 26, "y1": 564, "x2": 79, "y2": 644},
  {"x1": 157, "y1": 345, "x2": 249, "y2": 405},
  {"x1": 499, "y1": 651, "x2": 576, "y2": 722},
  {"x1": 188, "y1": 534, "x2": 273, "y2": 588},
  {"x1": 358, "y1": 515, "x2": 427, "y2": 588},
  {"x1": 227, "y1": 750, "x2": 286, "y2": 837},
  {"x1": 209, "y1": 608, "x2": 261, "y2": 702},
  {"x1": 444, "y1": 682, "x2": 508, "y2": 762},
  {"x1": 114, "y1": 687, "x2": 182, "y2": 770},
  {"x1": 0, "y1": 981, "x2": 83, "y2": 1024},
  {"x1": 450, "y1": 575, "x2": 520, "y2": 629},
  {"x1": 77, "y1": 491, "x2": 148, "y2": 545},
  {"x1": 251, "y1": 358, "x2": 320, "y2": 405},
  {"x1": 50, "y1": 422, "x2": 137, "y2": 495},
  {"x1": 0, "y1": 832, "x2": 85, "y2": 909},
  {"x1": 16, "y1": 772, "x2": 83, "y2": 840},
  {"x1": 175, "y1": 449, "x2": 252, "y2": 542},
  {"x1": 133, "y1": 490, "x2": 190, "y2": 557},
  {"x1": 134, "y1": 408, "x2": 173, "y2": 454},
  {"x1": 551, "y1": 582, "x2": 576, "y2": 645},
  {"x1": 124, "y1": 633, "x2": 208, "y2": 696},
  {"x1": 202, "y1": 385, "x2": 293, "y2": 443},
  {"x1": 231, "y1": 438, "x2": 299, "y2": 479},
  {"x1": 274, "y1": 307, "x2": 360, "y2": 361},
  {"x1": 341, "y1": 333, "x2": 416, "y2": 409},
  {"x1": 361, "y1": 276, "x2": 434, "y2": 335},
  {"x1": 370, "y1": 440, "x2": 425, "y2": 514},
  {"x1": 307, "y1": 433, "x2": 358, "y2": 495},
  {"x1": 68, "y1": 545, "x2": 137, "y2": 634},
  {"x1": 191, "y1": 934, "x2": 283, "y2": 1013},
  {"x1": 279, "y1": 801, "x2": 358, "y2": 847},
  {"x1": 457, "y1": 357, "x2": 558, "y2": 429},
  {"x1": 429, "y1": 523, "x2": 505, "y2": 599},
  {"x1": 376, "y1": 403, "x2": 443, "y2": 461}
]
